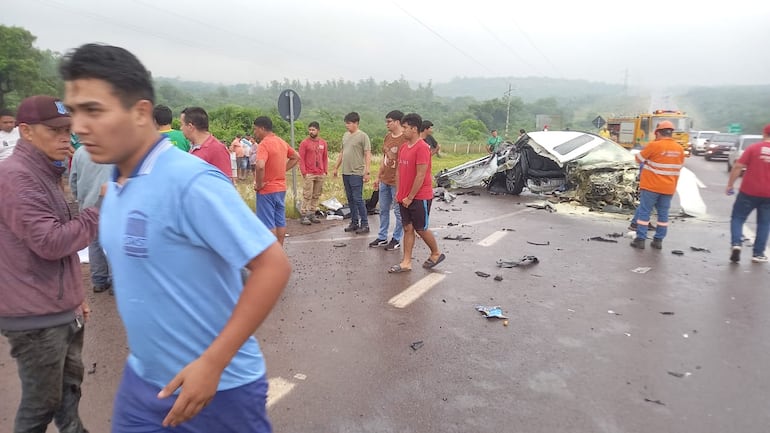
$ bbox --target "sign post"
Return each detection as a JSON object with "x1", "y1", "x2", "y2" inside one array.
[
  {"x1": 592, "y1": 115, "x2": 606, "y2": 130},
  {"x1": 277, "y1": 89, "x2": 302, "y2": 217}
]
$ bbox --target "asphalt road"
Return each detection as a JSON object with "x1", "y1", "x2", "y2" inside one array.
[{"x1": 1, "y1": 155, "x2": 768, "y2": 433}]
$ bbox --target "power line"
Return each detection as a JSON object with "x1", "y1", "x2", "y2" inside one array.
[
  {"x1": 391, "y1": 1, "x2": 495, "y2": 75},
  {"x1": 476, "y1": 20, "x2": 543, "y2": 77},
  {"x1": 507, "y1": 17, "x2": 565, "y2": 80}
]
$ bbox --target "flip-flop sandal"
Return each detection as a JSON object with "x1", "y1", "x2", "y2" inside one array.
[
  {"x1": 422, "y1": 253, "x2": 446, "y2": 269},
  {"x1": 388, "y1": 264, "x2": 411, "y2": 273}
]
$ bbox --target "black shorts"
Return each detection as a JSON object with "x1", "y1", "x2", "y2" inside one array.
[{"x1": 400, "y1": 199, "x2": 432, "y2": 231}]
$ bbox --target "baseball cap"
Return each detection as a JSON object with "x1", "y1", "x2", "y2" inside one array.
[
  {"x1": 16, "y1": 95, "x2": 71, "y2": 128},
  {"x1": 763, "y1": 124, "x2": 770, "y2": 136}
]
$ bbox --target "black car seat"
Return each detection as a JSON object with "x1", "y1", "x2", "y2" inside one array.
[{"x1": 521, "y1": 145, "x2": 564, "y2": 178}]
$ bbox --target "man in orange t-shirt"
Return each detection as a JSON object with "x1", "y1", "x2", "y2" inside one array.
[
  {"x1": 253, "y1": 116, "x2": 299, "y2": 245},
  {"x1": 630, "y1": 120, "x2": 685, "y2": 249}
]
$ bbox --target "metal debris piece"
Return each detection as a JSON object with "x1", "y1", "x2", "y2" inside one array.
[
  {"x1": 497, "y1": 256, "x2": 539, "y2": 268},
  {"x1": 631, "y1": 267, "x2": 651, "y2": 274},
  {"x1": 443, "y1": 235, "x2": 472, "y2": 241},
  {"x1": 475, "y1": 271, "x2": 491, "y2": 278},
  {"x1": 475, "y1": 305, "x2": 508, "y2": 319},
  {"x1": 410, "y1": 341, "x2": 424, "y2": 351},
  {"x1": 671, "y1": 250, "x2": 684, "y2": 255},
  {"x1": 589, "y1": 236, "x2": 618, "y2": 243},
  {"x1": 527, "y1": 202, "x2": 557, "y2": 213},
  {"x1": 333, "y1": 242, "x2": 347, "y2": 247},
  {"x1": 294, "y1": 373, "x2": 307, "y2": 380},
  {"x1": 447, "y1": 222, "x2": 459, "y2": 226},
  {"x1": 667, "y1": 371, "x2": 691, "y2": 378},
  {"x1": 644, "y1": 398, "x2": 665, "y2": 406},
  {"x1": 87, "y1": 363, "x2": 97, "y2": 375},
  {"x1": 690, "y1": 246, "x2": 711, "y2": 253},
  {"x1": 659, "y1": 311, "x2": 675, "y2": 315},
  {"x1": 526, "y1": 240, "x2": 550, "y2": 246},
  {"x1": 606, "y1": 232, "x2": 625, "y2": 238},
  {"x1": 501, "y1": 228, "x2": 516, "y2": 231},
  {"x1": 494, "y1": 274, "x2": 503, "y2": 281},
  {"x1": 607, "y1": 310, "x2": 621, "y2": 315}
]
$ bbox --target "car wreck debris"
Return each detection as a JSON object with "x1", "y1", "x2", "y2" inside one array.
[
  {"x1": 588, "y1": 236, "x2": 618, "y2": 243},
  {"x1": 475, "y1": 271, "x2": 491, "y2": 278},
  {"x1": 497, "y1": 256, "x2": 539, "y2": 268},
  {"x1": 435, "y1": 131, "x2": 640, "y2": 210},
  {"x1": 475, "y1": 305, "x2": 508, "y2": 319}
]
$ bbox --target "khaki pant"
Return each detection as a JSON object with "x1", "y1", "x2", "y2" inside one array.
[{"x1": 302, "y1": 174, "x2": 325, "y2": 215}]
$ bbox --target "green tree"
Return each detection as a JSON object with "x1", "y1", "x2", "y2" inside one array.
[
  {"x1": 458, "y1": 119, "x2": 487, "y2": 143},
  {"x1": 0, "y1": 26, "x2": 61, "y2": 109}
]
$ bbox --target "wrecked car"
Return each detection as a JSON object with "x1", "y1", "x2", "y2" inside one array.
[{"x1": 435, "y1": 131, "x2": 640, "y2": 210}]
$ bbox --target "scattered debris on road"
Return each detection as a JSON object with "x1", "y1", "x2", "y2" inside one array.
[
  {"x1": 494, "y1": 274, "x2": 503, "y2": 281},
  {"x1": 87, "y1": 363, "x2": 97, "y2": 375},
  {"x1": 671, "y1": 250, "x2": 684, "y2": 256},
  {"x1": 631, "y1": 267, "x2": 651, "y2": 274},
  {"x1": 588, "y1": 236, "x2": 618, "y2": 243},
  {"x1": 526, "y1": 240, "x2": 550, "y2": 246},
  {"x1": 667, "y1": 371, "x2": 691, "y2": 378},
  {"x1": 475, "y1": 271, "x2": 491, "y2": 278},
  {"x1": 527, "y1": 202, "x2": 557, "y2": 213},
  {"x1": 410, "y1": 341, "x2": 424, "y2": 351},
  {"x1": 444, "y1": 235, "x2": 472, "y2": 241},
  {"x1": 659, "y1": 311, "x2": 675, "y2": 315},
  {"x1": 333, "y1": 242, "x2": 347, "y2": 248},
  {"x1": 690, "y1": 246, "x2": 711, "y2": 253},
  {"x1": 607, "y1": 310, "x2": 621, "y2": 315},
  {"x1": 476, "y1": 305, "x2": 508, "y2": 319},
  {"x1": 497, "y1": 256, "x2": 539, "y2": 268},
  {"x1": 644, "y1": 398, "x2": 665, "y2": 406}
]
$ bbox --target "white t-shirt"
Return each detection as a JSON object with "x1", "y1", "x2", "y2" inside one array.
[{"x1": 0, "y1": 127, "x2": 20, "y2": 162}]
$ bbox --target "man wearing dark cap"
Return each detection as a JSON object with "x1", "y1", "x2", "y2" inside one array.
[
  {"x1": 0, "y1": 95, "x2": 100, "y2": 433},
  {"x1": 726, "y1": 123, "x2": 770, "y2": 263}
]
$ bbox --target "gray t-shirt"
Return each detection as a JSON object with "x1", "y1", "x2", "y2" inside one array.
[{"x1": 341, "y1": 129, "x2": 371, "y2": 175}]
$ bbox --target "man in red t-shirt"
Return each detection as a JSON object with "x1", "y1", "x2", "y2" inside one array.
[
  {"x1": 388, "y1": 113, "x2": 444, "y2": 273},
  {"x1": 298, "y1": 121, "x2": 328, "y2": 225},
  {"x1": 726, "y1": 124, "x2": 770, "y2": 263},
  {"x1": 253, "y1": 116, "x2": 299, "y2": 245},
  {"x1": 180, "y1": 107, "x2": 233, "y2": 182}
]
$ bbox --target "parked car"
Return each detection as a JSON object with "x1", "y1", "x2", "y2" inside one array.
[
  {"x1": 690, "y1": 130, "x2": 720, "y2": 156},
  {"x1": 727, "y1": 134, "x2": 763, "y2": 172},
  {"x1": 434, "y1": 131, "x2": 639, "y2": 210},
  {"x1": 704, "y1": 133, "x2": 738, "y2": 161}
]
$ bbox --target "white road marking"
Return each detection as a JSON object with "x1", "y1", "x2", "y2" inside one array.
[
  {"x1": 388, "y1": 273, "x2": 446, "y2": 308},
  {"x1": 267, "y1": 377, "x2": 296, "y2": 408},
  {"x1": 289, "y1": 208, "x2": 532, "y2": 245},
  {"x1": 478, "y1": 230, "x2": 509, "y2": 247}
]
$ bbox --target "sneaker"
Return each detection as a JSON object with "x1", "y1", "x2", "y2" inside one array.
[
  {"x1": 650, "y1": 238, "x2": 662, "y2": 249},
  {"x1": 752, "y1": 255, "x2": 768, "y2": 263},
  {"x1": 730, "y1": 246, "x2": 741, "y2": 263},
  {"x1": 384, "y1": 238, "x2": 401, "y2": 251},
  {"x1": 344, "y1": 224, "x2": 360, "y2": 233},
  {"x1": 355, "y1": 226, "x2": 370, "y2": 234},
  {"x1": 300, "y1": 216, "x2": 312, "y2": 225},
  {"x1": 310, "y1": 215, "x2": 321, "y2": 223},
  {"x1": 629, "y1": 238, "x2": 645, "y2": 249},
  {"x1": 369, "y1": 238, "x2": 388, "y2": 248}
]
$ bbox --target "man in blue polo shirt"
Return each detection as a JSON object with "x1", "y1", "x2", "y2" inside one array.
[{"x1": 61, "y1": 43, "x2": 290, "y2": 432}]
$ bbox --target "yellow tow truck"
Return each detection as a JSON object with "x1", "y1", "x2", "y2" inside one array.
[{"x1": 607, "y1": 110, "x2": 693, "y2": 155}]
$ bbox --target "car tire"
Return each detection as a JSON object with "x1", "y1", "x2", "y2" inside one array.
[
  {"x1": 505, "y1": 164, "x2": 525, "y2": 195},
  {"x1": 705, "y1": 155, "x2": 711, "y2": 161}
]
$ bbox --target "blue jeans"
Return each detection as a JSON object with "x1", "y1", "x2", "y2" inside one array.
[
  {"x1": 730, "y1": 192, "x2": 770, "y2": 256},
  {"x1": 635, "y1": 189, "x2": 672, "y2": 240},
  {"x1": 1, "y1": 321, "x2": 87, "y2": 433},
  {"x1": 342, "y1": 174, "x2": 367, "y2": 228},
  {"x1": 377, "y1": 182, "x2": 402, "y2": 241},
  {"x1": 89, "y1": 237, "x2": 111, "y2": 289}
]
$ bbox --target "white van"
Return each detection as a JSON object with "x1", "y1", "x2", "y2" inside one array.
[{"x1": 691, "y1": 130, "x2": 720, "y2": 156}]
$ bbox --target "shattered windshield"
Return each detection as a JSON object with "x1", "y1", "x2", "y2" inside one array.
[{"x1": 574, "y1": 139, "x2": 636, "y2": 168}]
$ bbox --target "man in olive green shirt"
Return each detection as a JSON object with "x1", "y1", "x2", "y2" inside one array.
[
  {"x1": 153, "y1": 104, "x2": 190, "y2": 152},
  {"x1": 333, "y1": 112, "x2": 372, "y2": 234}
]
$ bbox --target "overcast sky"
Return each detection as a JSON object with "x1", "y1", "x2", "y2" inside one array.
[{"x1": 4, "y1": 0, "x2": 770, "y2": 89}]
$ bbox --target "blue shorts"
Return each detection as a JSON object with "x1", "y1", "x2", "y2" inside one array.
[
  {"x1": 237, "y1": 157, "x2": 249, "y2": 170},
  {"x1": 256, "y1": 191, "x2": 286, "y2": 229},
  {"x1": 111, "y1": 365, "x2": 271, "y2": 433}
]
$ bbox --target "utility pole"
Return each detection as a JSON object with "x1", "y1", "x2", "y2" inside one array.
[{"x1": 504, "y1": 83, "x2": 513, "y2": 139}]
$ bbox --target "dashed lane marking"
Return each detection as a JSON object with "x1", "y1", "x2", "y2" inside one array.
[
  {"x1": 288, "y1": 208, "x2": 532, "y2": 245},
  {"x1": 267, "y1": 377, "x2": 296, "y2": 409},
  {"x1": 388, "y1": 273, "x2": 446, "y2": 308},
  {"x1": 478, "y1": 230, "x2": 509, "y2": 247}
]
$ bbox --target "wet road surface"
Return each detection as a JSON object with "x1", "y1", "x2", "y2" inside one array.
[{"x1": 2, "y1": 156, "x2": 768, "y2": 433}]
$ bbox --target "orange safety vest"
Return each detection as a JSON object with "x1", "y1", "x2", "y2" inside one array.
[{"x1": 636, "y1": 137, "x2": 684, "y2": 195}]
